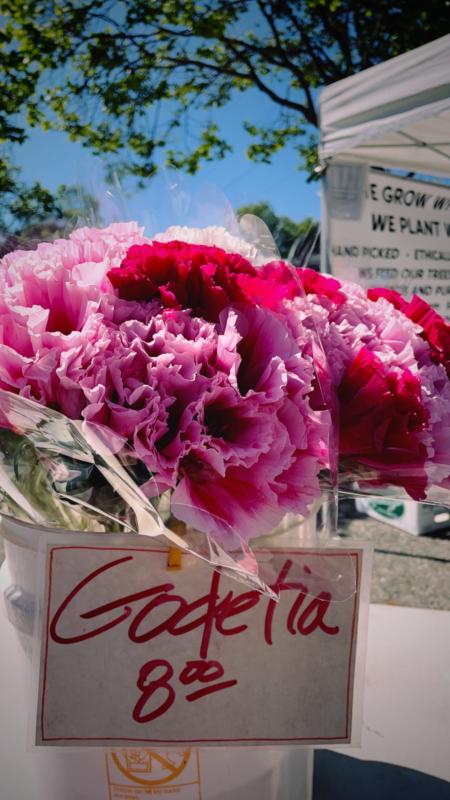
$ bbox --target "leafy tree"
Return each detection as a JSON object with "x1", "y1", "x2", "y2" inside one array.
[
  {"x1": 0, "y1": 1, "x2": 448, "y2": 229},
  {"x1": 237, "y1": 201, "x2": 315, "y2": 258},
  {"x1": 0, "y1": 183, "x2": 100, "y2": 255}
]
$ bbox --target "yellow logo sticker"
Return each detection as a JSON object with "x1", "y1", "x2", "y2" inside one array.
[{"x1": 106, "y1": 748, "x2": 202, "y2": 798}]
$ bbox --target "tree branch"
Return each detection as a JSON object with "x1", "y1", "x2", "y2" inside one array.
[
  {"x1": 255, "y1": 1, "x2": 317, "y2": 123},
  {"x1": 278, "y1": 4, "x2": 346, "y2": 83}
]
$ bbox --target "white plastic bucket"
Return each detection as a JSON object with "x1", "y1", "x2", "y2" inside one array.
[
  {"x1": 2, "y1": 515, "x2": 68, "y2": 595},
  {"x1": 2, "y1": 512, "x2": 317, "y2": 593}
]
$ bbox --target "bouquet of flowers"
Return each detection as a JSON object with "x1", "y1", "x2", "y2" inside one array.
[
  {"x1": 1, "y1": 217, "x2": 450, "y2": 592},
  {"x1": 0, "y1": 221, "x2": 334, "y2": 592}
]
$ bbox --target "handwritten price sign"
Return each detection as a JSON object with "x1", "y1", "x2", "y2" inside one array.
[{"x1": 36, "y1": 542, "x2": 365, "y2": 746}]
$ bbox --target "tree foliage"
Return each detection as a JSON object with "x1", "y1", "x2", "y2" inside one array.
[
  {"x1": 0, "y1": 183, "x2": 100, "y2": 254},
  {"x1": 0, "y1": 0, "x2": 448, "y2": 229},
  {"x1": 237, "y1": 201, "x2": 315, "y2": 257}
]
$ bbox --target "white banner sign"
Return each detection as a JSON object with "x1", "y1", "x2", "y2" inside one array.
[
  {"x1": 35, "y1": 540, "x2": 365, "y2": 747},
  {"x1": 326, "y1": 169, "x2": 450, "y2": 318}
]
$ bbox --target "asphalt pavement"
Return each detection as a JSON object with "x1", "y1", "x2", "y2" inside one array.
[{"x1": 338, "y1": 498, "x2": 450, "y2": 611}]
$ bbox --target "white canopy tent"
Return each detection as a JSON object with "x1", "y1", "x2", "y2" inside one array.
[{"x1": 319, "y1": 34, "x2": 450, "y2": 177}]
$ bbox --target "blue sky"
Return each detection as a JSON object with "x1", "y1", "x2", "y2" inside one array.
[{"x1": 15, "y1": 87, "x2": 322, "y2": 235}]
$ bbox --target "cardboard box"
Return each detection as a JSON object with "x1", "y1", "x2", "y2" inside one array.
[{"x1": 355, "y1": 496, "x2": 450, "y2": 535}]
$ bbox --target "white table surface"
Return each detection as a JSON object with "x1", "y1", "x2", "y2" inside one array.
[
  {"x1": 1, "y1": 563, "x2": 449, "y2": 799},
  {"x1": 334, "y1": 602, "x2": 450, "y2": 781}
]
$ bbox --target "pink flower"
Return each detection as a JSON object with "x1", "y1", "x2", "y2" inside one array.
[
  {"x1": 368, "y1": 286, "x2": 409, "y2": 311},
  {"x1": 237, "y1": 260, "x2": 302, "y2": 311},
  {"x1": 296, "y1": 276, "x2": 450, "y2": 498},
  {"x1": 405, "y1": 296, "x2": 450, "y2": 376},
  {"x1": 51, "y1": 297, "x2": 326, "y2": 542},
  {"x1": 0, "y1": 223, "x2": 146, "y2": 408},
  {"x1": 339, "y1": 348, "x2": 430, "y2": 500},
  {"x1": 169, "y1": 304, "x2": 326, "y2": 543},
  {"x1": 297, "y1": 267, "x2": 347, "y2": 305},
  {"x1": 370, "y1": 289, "x2": 450, "y2": 377}
]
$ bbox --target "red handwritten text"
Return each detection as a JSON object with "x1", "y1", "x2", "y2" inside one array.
[
  {"x1": 50, "y1": 557, "x2": 339, "y2": 657},
  {"x1": 49, "y1": 555, "x2": 339, "y2": 723}
]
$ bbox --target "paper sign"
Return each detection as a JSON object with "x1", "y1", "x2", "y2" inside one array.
[
  {"x1": 326, "y1": 170, "x2": 450, "y2": 319},
  {"x1": 36, "y1": 543, "x2": 363, "y2": 746}
]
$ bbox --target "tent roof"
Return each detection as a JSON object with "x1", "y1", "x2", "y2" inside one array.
[{"x1": 319, "y1": 34, "x2": 450, "y2": 177}]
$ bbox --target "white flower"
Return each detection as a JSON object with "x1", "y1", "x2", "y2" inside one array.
[{"x1": 154, "y1": 225, "x2": 267, "y2": 265}]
